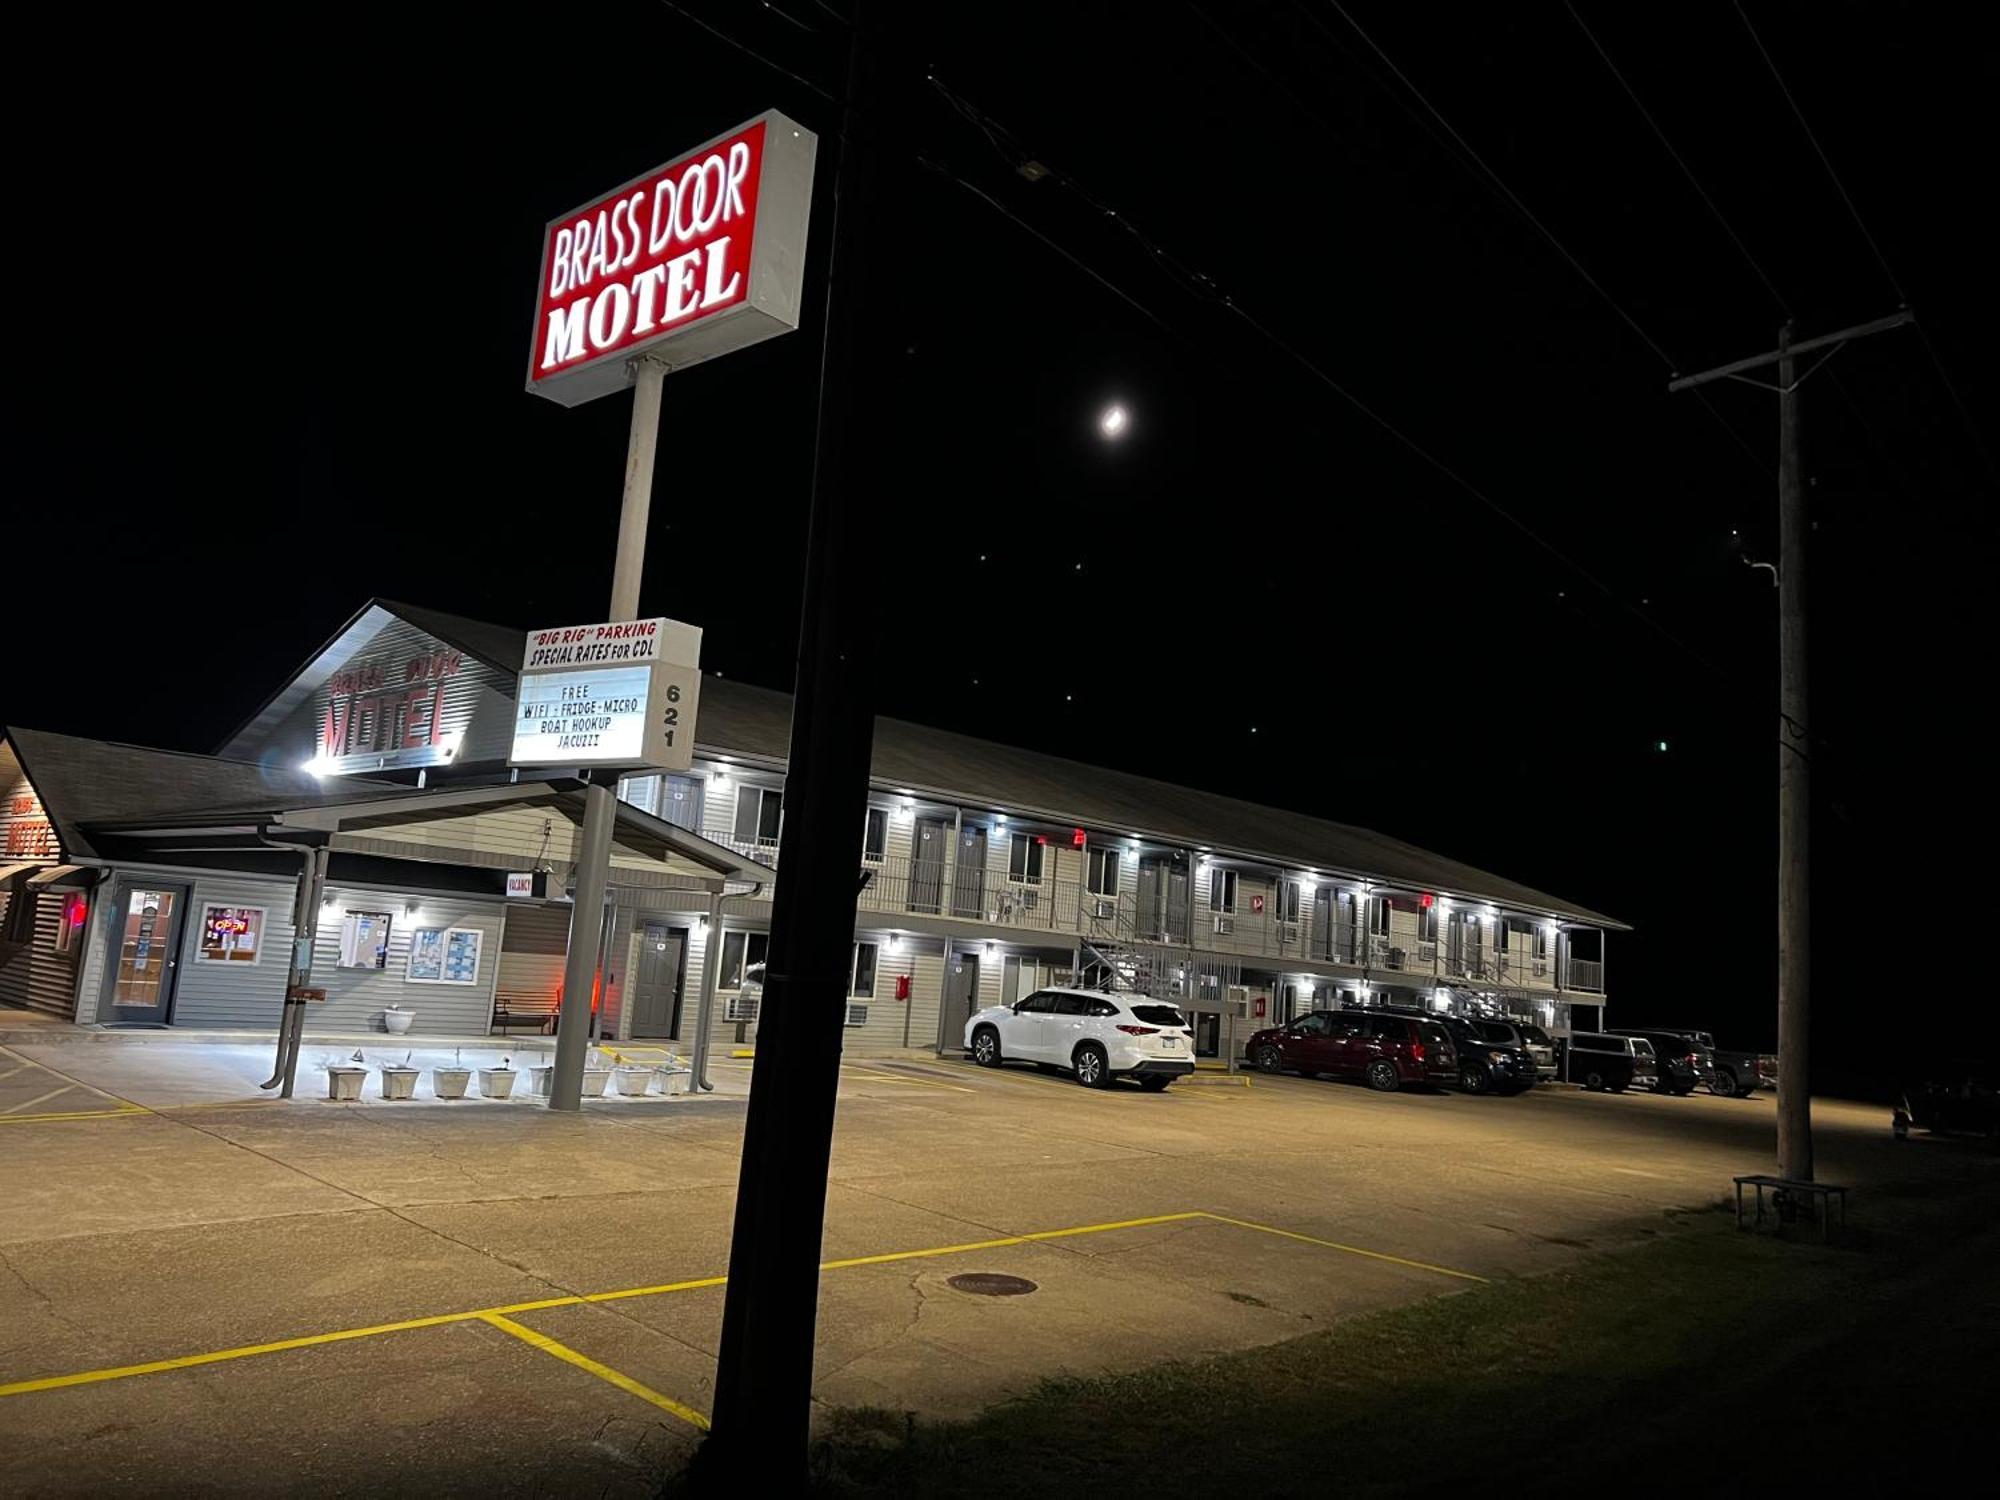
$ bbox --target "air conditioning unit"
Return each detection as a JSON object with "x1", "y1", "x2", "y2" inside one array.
[
  {"x1": 1532, "y1": 958, "x2": 1549, "y2": 978},
  {"x1": 1018, "y1": 888, "x2": 1039, "y2": 910},
  {"x1": 1090, "y1": 898, "x2": 1116, "y2": 921},
  {"x1": 1417, "y1": 940, "x2": 1438, "y2": 963},
  {"x1": 724, "y1": 993, "x2": 760, "y2": 1023},
  {"x1": 1277, "y1": 920, "x2": 1301, "y2": 943},
  {"x1": 1386, "y1": 946, "x2": 1407, "y2": 970},
  {"x1": 1213, "y1": 916, "x2": 1235, "y2": 935},
  {"x1": 845, "y1": 1003, "x2": 868, "y2": 1027}
]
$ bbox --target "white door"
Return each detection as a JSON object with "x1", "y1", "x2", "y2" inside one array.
[{"x1": 1003, "y1": 990, "x2": 1057, "y2": 1061}]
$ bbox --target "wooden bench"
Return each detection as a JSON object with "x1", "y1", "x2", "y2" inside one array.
[
  {"x1": 1733, "y1": 1174, "x2": 1848, "y2": 1241},
  {"x1": 490, "y1": 1006, "x2": 556, "y2": 1035}
]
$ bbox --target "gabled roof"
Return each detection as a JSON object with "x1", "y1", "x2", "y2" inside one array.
[
  {"x1": 192, "y1": 600, "x2": 1624, "y2": 928},
  {"x1": 1, "y1": 728, "x2": 392, "y2": 860},
  {"x1": 311, "y1": 602, "x2": 1623, "y2": 928}
]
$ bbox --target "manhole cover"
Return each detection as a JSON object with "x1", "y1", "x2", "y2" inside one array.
[{"x1": 946, "y1": 1272, "x2": 1038, "y2": 1297}]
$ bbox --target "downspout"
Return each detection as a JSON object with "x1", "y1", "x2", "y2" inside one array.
[{"x1": 688, "y1": 883, "x2": 735, "y2": 1092}]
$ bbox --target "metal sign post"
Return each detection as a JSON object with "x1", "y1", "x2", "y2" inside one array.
[{"x1": 548, "y1": 357, "x2": 665, "y2": 1111}]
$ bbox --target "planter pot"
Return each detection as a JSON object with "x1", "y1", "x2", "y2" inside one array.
[
  {"x1": 613, "y1": 1067, "x2": 654, "y2": 1097},
  {"x1": 581, "y1": 1068, "x2": 611, "y2": 1098},
  {"x1": 528, "y1": 1065, "x2": 556, "y2": 1098},
  {"x1": 477, "y1": 1068, "x2": 518, "y2": 1099},
  {"x1": 382, "y1": 1008, "x2": 416, "y2": 1036},
  {"x1": 431, "y1": 1067, "x2": 471, "y2": 1100},
  {"x1": 378, "y1": 1067, "x2": 419, "y2": 1101},
  {"x1": 326, "y1": 1066, "x2": 367, "y2": 1102},
  {"x1": 657, "y1": 1068, "x2": 691, "y2": 1097}
]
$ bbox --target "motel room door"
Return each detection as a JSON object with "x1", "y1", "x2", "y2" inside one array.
[
  {"x1": 629, "y1": 925, "x2": 684, "y2": 1038},
  {"x1": 939, "y1": 951, "x2": 981, "y2": 1049},
  {"x1": 951, "y1": 824, "x2": 988, "y2": 918},
  {"x1": 99, "y1": 880, "x2": 192, "y2": 1026},
  {"x1": 909, "y1": 818, "x2": 949, "y2": 915}
]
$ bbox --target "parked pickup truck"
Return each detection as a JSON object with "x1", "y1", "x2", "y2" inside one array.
[{"x1": 1653, "y1": 1028, "x2": 1777, "y2": 1098}]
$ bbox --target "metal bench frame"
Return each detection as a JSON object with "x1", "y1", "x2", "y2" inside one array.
[{"x1": 1733, "y1": 1173, "x2": 1847, "y2": 1242}]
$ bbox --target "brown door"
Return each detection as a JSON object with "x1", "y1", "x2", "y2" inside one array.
[{"x1": 101, "y1": 881, "x2": 192, "y2": 1025}]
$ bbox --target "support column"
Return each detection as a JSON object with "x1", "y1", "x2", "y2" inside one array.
[{"x1": 552, "y1": 356, "x2": 668, "y2": 1112}]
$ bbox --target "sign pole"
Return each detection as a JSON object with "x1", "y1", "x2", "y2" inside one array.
[{"x1": 549, "y1": 357, "x2": 667, "y2": 1112}]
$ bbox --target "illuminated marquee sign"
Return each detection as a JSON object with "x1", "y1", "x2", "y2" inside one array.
[
  {"x1": 527, "y1": 110, "x2": 818, "y2": 408},
  {"x1": 508, "y1": 617, "x2": 701, "y2": 772}
]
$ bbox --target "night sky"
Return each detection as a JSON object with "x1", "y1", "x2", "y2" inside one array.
[{"x1": 5, "y1": 4, "x2": 1993, "y2": 1077}]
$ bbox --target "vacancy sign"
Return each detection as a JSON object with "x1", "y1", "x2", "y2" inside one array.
[
  {"x1": 527, "y1": 110, "x2": 818, "y2": 407},
  {"x1": 508, "y1": 618, "x2": 701, "y2": 772}
]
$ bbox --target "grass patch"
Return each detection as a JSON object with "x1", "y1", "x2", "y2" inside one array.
[{"x1": 794, "y1": 1203, "x2": 1999, "y2": 1496}]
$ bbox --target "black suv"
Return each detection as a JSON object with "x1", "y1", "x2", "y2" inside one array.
[
  {"x1": 1564, "y1": 1031, "x2": 1659, "y2": 1092},
  {"x1": 1611, "y1": 1029, "x2": 1700, "y2": 1096},
  {"x1": 1430, "y1": 1015, "x2": 1540, "y2": 1095}
]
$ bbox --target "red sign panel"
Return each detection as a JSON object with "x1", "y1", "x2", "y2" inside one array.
[{"x1": 527, "y1": 111, "x2": 817, "y2": 407}]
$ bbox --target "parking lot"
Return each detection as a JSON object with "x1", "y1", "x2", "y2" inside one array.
[{"x1": 0, "y1": 1037, "x2": 1978, "y2": 1495}]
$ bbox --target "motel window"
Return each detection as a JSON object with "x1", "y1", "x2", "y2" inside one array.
[
  {"x1": 733, "y1": 785, "x2": 783, "y2": 847},
  {"x1": 1209, "y1": 869, "x2": 1238, "y2": 914},
  {"x1": 862, "y1": 808, "x2": 888, "y2": 864},
  {"x1": 718, "y1": 930, "x2": 770, "y2": 990},
  {"x1": 1369, "y1": 897, "x2": 1392, "y2": 936},
  {"x1": 1007, "y1": 832, "x2": 1044, "y2": 885},
  {"x1": 1276, "y1": 880, "x2": 1301, "y2": 924},
  {"x1": 1087, "y1": 847, "x2": 1121, "y2": 897},
  {"x1": 196, "y1": 905, "x2": 267, "y2": 965},
  {"x1": 1535, "y1": 926, "x2": 1551, "y2": 960},
  {"x1": 1498, "y1": 919, "x2": 1511, "y2": 952},
  {"x1": 851, "y1": 941, "x2": 879, "y2": 999},
  {"x1": 1418, "y1": 903, "x2": 1438, "y2": 943}
]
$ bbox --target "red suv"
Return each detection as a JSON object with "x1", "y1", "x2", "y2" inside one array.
[{"x1": 1246, "y1": 1009, "x2": 1459, "y2": 1092}]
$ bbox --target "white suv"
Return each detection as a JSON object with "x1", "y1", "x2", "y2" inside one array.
[{"x1": 964, "y1": 987, "x2": 1195, "y2": 1090}]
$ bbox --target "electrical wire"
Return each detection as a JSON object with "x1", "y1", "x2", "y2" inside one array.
[
  {"x1": 657, "y1": 0, "x2": 839, "y2": 105},
  {"x1": 928, "y1": 72, "x2": 1739, "y2": 685},
  {"x1": 1564, "y1": 1, "x2": 1789, "y2": 317},
  {"x1": 1732, "y1": 0, "x2": 1998, "y2": 490},
  {"x1": 654, "y1": 0, "x2": 1752, "y2": 685}
]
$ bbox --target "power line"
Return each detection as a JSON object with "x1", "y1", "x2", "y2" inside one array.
[
  {"x1": 657, "y1": 0, "x2": 839, "y2": 105},
  {"x1": 928, "y1": 73, "x2": 1740, "y2": 686},
  {"x1": 653, "y1": 0, "x2": 1751, "y2": 684},
  {"x1": 1307, "y1": 1, "x2": 1771, "y2": 484},
  {"x1": 1732, "y1": 0, "x2": 1999, "y2": 490},
  {"x1": 1564, "y1": 1, "x2": 1790, "y2": 317}
]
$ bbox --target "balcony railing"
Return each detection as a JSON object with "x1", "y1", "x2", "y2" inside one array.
[{"x1": 712, "y1": 839, "x2": 1594, "y2": 986}]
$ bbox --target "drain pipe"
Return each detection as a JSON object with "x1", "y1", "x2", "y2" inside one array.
[
  {"x1": 687, "y1": 887, "x2": 727, "y2": 1092},
  {"x1": 261, "y1": 841, "x2": 330, "y2": 1096}
]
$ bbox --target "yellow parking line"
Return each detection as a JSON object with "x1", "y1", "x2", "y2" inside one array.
[
  {"x1": 1195, "y1": 1211, "x2": 1488, "y2": 1283},
  {"x1": 0, "y1": 1045, "x2": 142, "y2": 1108},
  {"x1": 0, "y1": 1207, "x2": 1481, "y2": 1401},
  {"x1": 477, "y1": 1313, "x2": 709, "y2": 1430},
  {"x1": 3, "y1": 1086, "x2": 76, "y2": 1115},
  {"x1": 0, "y1": 1106, "x2": 149, "y2": 1126}
]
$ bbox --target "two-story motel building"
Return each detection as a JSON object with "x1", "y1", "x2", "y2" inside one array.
[{"x1": 1, "y1": 601, "x2": 1620, "y2": 1059}]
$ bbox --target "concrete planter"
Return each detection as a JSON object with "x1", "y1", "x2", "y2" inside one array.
[
  {"x1": 431, "y1": 1067, "x2": 471, "y2": 1100},
  {"x1": 477, "y1": 1068, "x2": 518, "y2": 1100},
  {"x1": 326, "y1": 1066, "x2": 367, "y2": 1102},
  {"x1": 382, "y1": 1007, "x2": 416, "y2": 1035},
  {"x1": 528, "y1": 1065, "x2": 556, "y2": 1098},
  {"x1": 378, "y1": 1067, "x2": 419, "y2": 1101},
  {"x1": 657, "y1": 1068, "x2": 691, "y2": 1097},
  {"x1": 612, "y1": 1066, "x2": 653, "y2": 1097},
  {"x1": 581, "y1": 1068, "x2": 611, "y2": 1098}
]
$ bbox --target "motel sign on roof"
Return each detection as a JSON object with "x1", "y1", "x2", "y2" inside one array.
[{"x1": 526, "y1": 110, "x2": 818, "y2": 407}]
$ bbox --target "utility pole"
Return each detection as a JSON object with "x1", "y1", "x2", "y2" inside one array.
[
  {"x1": 548, "y1": 354, "x2": 668, "y2": 1111},
  {"x1": 1669, "y1": 308, "x2": 1911, "y2": 1182},
  {"x1": 695, "y1": 6, "x2": 895, "y2": 1488}
]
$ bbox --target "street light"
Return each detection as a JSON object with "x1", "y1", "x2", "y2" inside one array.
[{"x1": 1098, "y1": 402, "x2": 1129, "y2": 439}]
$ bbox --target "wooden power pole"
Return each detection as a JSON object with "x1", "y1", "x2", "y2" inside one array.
[{"x1": 1669, "y1": 309, "x2": 1911, "y2": 1182}]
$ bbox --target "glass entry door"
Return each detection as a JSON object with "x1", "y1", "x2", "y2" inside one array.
[{"x1": 102, "y1": 881, "x2": 192, "y2": 1024}]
